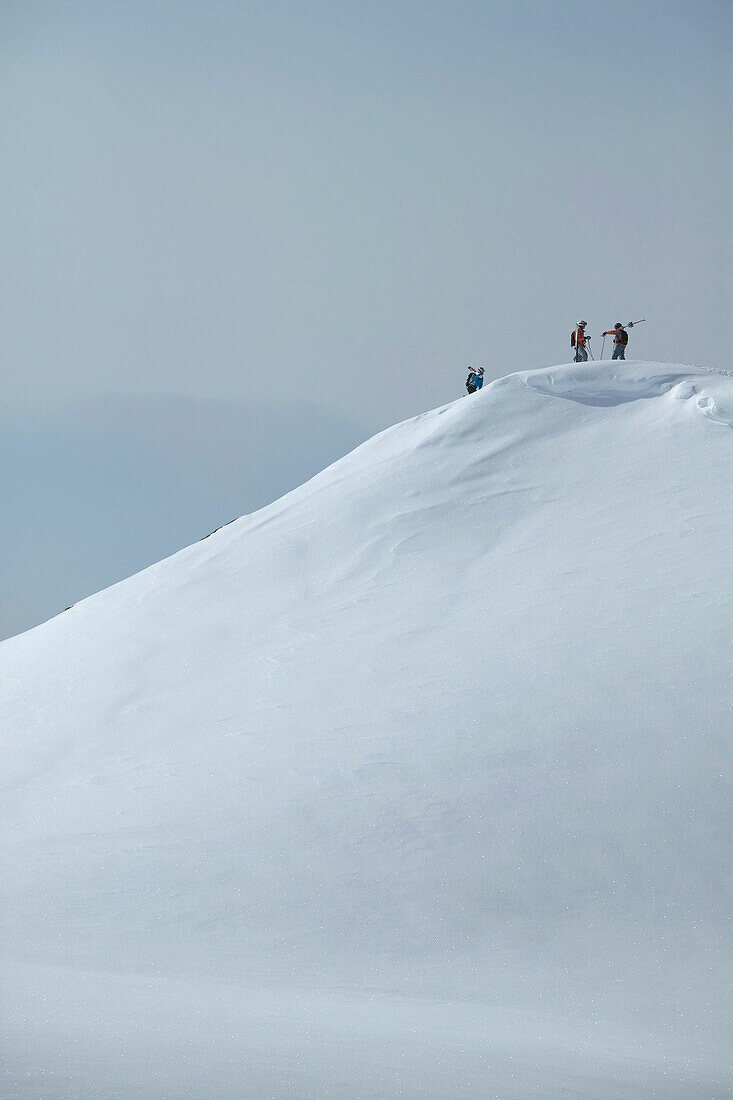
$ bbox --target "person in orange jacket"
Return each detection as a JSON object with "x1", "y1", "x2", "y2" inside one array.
[
  {"x1": 603, "y1": 322, "x2": 629, "y2": 360},
  {"x1": 571, "y1": 321, "x2": 590, "y2": 362}
]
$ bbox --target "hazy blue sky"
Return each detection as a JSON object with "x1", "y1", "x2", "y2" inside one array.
[{"x1": 1, "y1": 0, "x2": 730, "y2": 639}]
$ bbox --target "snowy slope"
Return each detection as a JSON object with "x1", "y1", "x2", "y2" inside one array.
[{"x1": 1, "y1": 361, "x2": 731, "y2": 1099}]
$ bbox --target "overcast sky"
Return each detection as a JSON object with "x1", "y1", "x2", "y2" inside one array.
[{"x1": 1, "y1": 0, "x2": 730, "y2": 640}]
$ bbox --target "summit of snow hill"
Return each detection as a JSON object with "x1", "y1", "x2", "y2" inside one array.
[{"x1": 2, "y1": 360, "x2": 732, "y2": 1099}]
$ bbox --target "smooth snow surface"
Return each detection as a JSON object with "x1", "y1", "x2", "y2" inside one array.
[{"x1": 2, "y1": 361, "x2": 731, "y2": 1098}]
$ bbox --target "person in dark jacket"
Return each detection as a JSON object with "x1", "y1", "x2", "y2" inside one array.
[
  {"x1": 466, "y1": 367, "x2": 484, "y2": 394},
  {"x1": 603, "y1": 322, "x2": 629, "y2": 360}
]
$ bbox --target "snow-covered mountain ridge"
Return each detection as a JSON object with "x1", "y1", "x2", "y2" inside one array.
[{"x1": 2, "y1": 360, "x2": 731, "y2": 1099}]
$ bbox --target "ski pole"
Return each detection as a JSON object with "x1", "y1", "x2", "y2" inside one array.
[
  {"x1": 586, "y1": 336, "x2": 594, "y2": 361},
  {"x1": 601, "y1": 334, "x2": 606, "y2": 358}
]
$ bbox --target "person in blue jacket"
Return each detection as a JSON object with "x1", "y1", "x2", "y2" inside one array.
[{"x1": 466, "y1": 367, "x2": 484, "y2": 394}]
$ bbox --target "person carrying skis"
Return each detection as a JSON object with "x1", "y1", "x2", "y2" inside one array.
[
  {"x1": 570, "y1": 321, "x2": 590, "y2": 362},
  {"x1": 602, "y1": 322, "x2": 630, "y2": 360},
  {"x1": 466, "y1": 367, "x2": 484, "y2": 394}
]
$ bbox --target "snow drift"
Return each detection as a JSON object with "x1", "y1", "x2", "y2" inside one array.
[{"x1": 1, "y1": 361, "x2": 731, "y2": 1098}]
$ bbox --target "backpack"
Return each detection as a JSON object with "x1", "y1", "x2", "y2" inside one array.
[
  {"x1": 619, "y1": 328, "x2": 628, "y2": 346},
  {"x1": 467, "y1": 372, "x2": 477, "y2": 387},
  {"x1": 571, "y1": 330, "x2": 576, "y2": 347}
]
